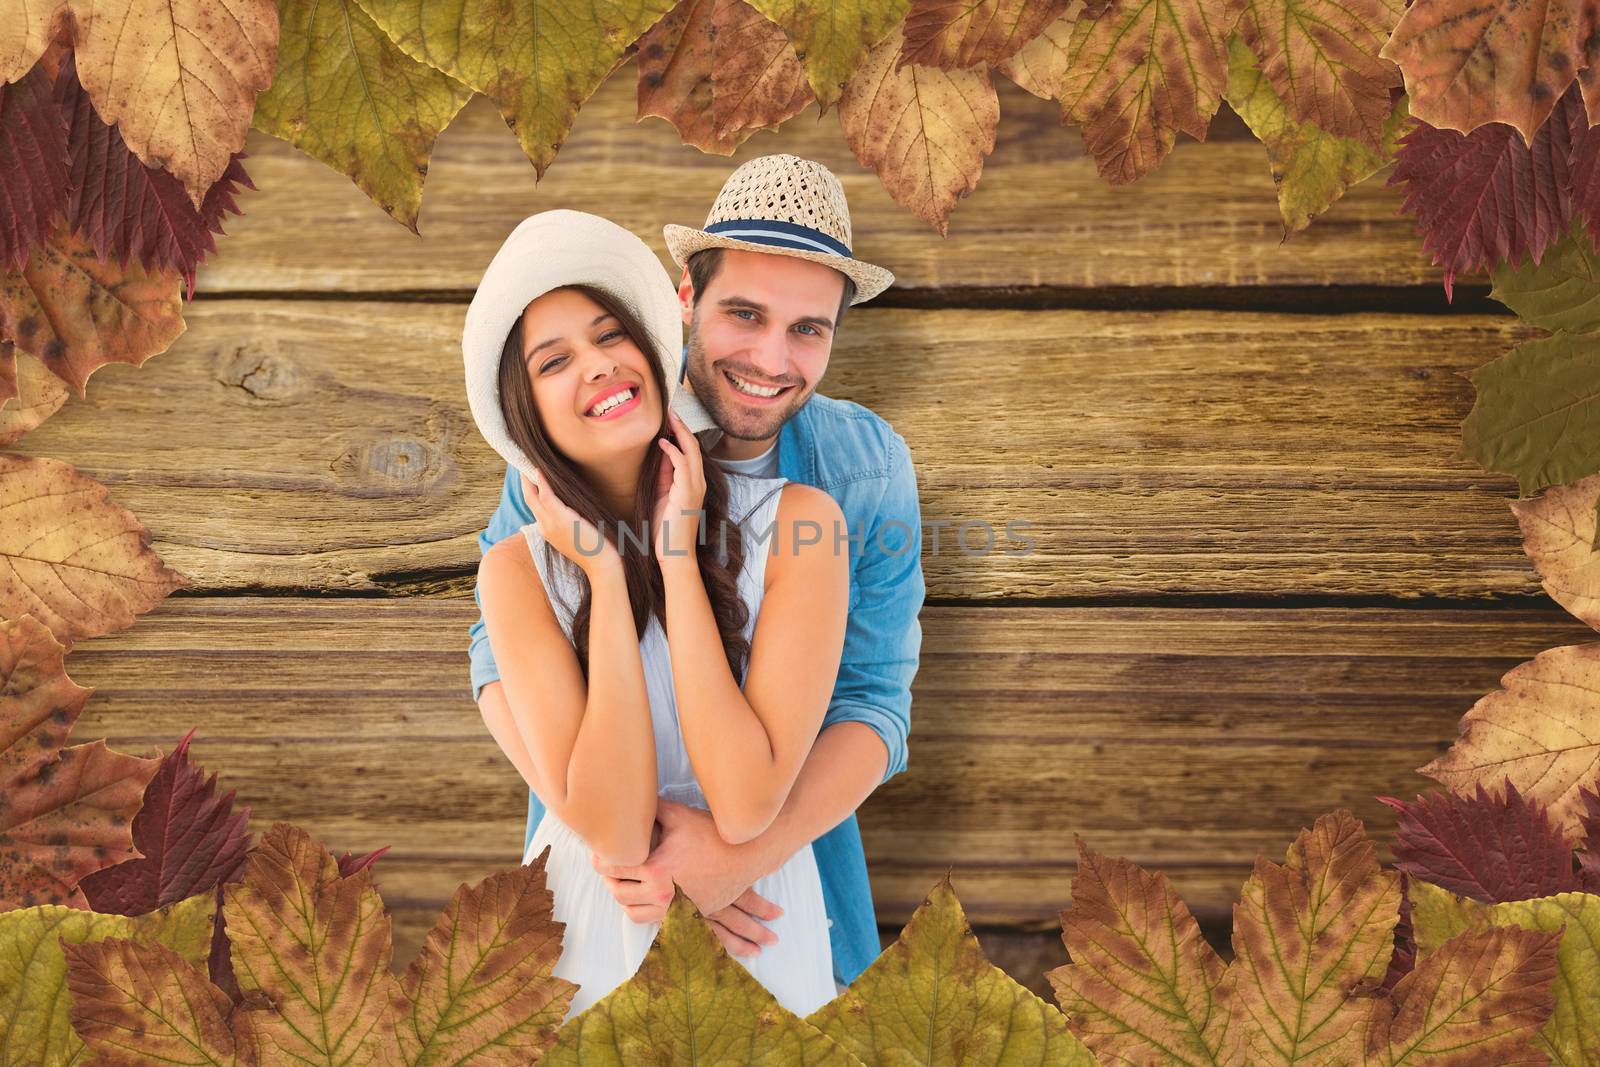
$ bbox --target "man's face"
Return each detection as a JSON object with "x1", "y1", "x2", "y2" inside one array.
[{"x1": 680, "y1": 248, "x2": 846, "y2": 443}]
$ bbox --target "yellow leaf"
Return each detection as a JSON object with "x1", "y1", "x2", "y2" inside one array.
[
  {"x1": 996, "y1": 5, "x2": 1080, "y2": 100},
  {"x1": 354, "y1": 0, "x2": 676, "y2": 180},
  {"x1": 252, "y1": 0, "x2": 473, "y2": 232},
  {"x1": 745, "y1": 0, "x2": 911, "y2": 109},
  {"x1": 1420, "y1": 644, "x2": 1600, "y2": 842},
  {"x1": 545, "y1": 887, "x2": 860, "y2": 1064},
  {"x1": 1511, "y1": 474, "x2": 1600, "y2": 632},
  {"x1": 838, "y1": 22, "x2": 998, "y2": 235},
  {"x1": 0, "y1": 345, "x2": 70, "y2": 446},
  {"x1": 1224, "y1": 35, "x2": 1411, "y2": 235},
  {"x1": 808, "y1": 874, "x2": 1096, "y2": 1065}
]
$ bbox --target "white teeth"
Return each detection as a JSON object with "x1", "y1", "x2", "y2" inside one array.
[
  {"x1": 588, "y1": 388, "x2": 635, "y2": 416},
  {"x1": 728, "y1": 372, "x2": 783, "y2": 398}
]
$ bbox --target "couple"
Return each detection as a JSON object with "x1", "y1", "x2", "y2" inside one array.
[{"x1": 463, "y1": 155, "x2": 924, "y2": 1020}]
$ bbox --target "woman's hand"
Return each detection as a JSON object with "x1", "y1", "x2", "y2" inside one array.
[
  {"x1": 652, "y1": 410, "x2": 707, "y2": 565},
  {"x1": 526, "y1": 467, "x2": 619, "y2": 577}
]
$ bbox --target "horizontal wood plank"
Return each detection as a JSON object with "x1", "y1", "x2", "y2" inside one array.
[
  {"x1": 67, "y1": 596, "x2": 1596, "y2": 938},
  {"x1": 17, "y1": 302, "x2": 1541, "y2": 599},
  {"x1": 194, "y1": 77, "x2": 1441, "y2": 295}
]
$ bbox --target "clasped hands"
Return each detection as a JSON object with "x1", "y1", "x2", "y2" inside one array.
[{"x1": 588, "y1": 797, "x2": 785, "y2": 957}]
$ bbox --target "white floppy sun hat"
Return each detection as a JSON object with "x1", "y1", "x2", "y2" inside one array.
[
  {"x1": 663, "y1": 154, "x2": 894, "y2": 304},
  {"x1": 462, "y1": 209, "x2": 722, "y2": 485}
]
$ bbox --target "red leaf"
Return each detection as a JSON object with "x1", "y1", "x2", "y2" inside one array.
[
  {"x1": 0, "y1": 61, "x2": 71, "y2": 273},
  {"x1": 1378, "y1": 779, "x2": 1578, "y2": 902},
  {"x1": 337, "y1": 845, "x2": 392, "y2": 879},
  {"x1": 1388, "y1": 86, "x2": 1584, "y2": 300},
  {"x1": 77, "y1": 727, "x2": 253, "y2": 915},
  {"x1": 52, "y1": 51, "x2": 254, "y2": 301},
  {"x1": 1578, "y1": 782, "x2": 1600, "y2": 889},
  {"x1": 1379, "y1": 869, "x2": 1417, "y2": 995}
]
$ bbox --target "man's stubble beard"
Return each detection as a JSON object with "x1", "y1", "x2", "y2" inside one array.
[{"x1": 682, "y1": 322, "x2": 814, "y2": 442}]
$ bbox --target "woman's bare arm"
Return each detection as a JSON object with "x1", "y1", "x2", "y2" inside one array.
[
  {"x1": 660, "y1": 483, "x2": 850, "y2": 844},
  {"x1": 478, "y1": 536, "x2": 658, "y2": 866}
]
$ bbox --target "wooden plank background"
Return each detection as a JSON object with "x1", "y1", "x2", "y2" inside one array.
[{"x1": 24, "y1": 73, "x2": 1593, "y2": 996}]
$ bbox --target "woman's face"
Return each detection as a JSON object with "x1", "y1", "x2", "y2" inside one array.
[{"x1": 519, "y1": 287, "x2": 662, "y2": 466}]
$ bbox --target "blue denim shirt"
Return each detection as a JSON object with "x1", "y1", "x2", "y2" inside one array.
[{"x1": 467, "y1": 391, "x2": 924, "y2": 985}]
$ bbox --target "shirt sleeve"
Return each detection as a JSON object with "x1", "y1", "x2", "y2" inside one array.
[
  {"x1": 821, "y1": 433, "x2": 924, "y2": 782},
  {"x1": 469, "y1": 463, "x2": 536, "y2": 703}
]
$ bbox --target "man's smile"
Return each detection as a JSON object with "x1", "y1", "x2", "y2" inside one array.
[{"x1": 723, "y1": 368, "x2": 795, "y2": 404}]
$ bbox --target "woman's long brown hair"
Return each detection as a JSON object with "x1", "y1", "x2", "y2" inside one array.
[{"x1": 496, "y1": 284, "x2": 753, "y2": 681}]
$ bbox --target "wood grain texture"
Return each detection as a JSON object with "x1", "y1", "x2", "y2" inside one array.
[
  {"x1": 195, "y1": 78, "x2": 1441, "y2": 294},
  {"x1": 17, "y1": 301, "x2": 1539, "y2": 599},
  {"x1": 68, "y1": 596, "x2": 1597, "y2": 959}
]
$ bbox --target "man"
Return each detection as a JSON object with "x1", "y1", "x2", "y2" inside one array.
[{"x1": 467, "y1": 153, "x2": 924, "y2": 990}]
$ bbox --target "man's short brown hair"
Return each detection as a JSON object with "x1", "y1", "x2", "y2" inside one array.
[{"x1": 685, "y1": 247, "x2": 857, "y2": 331}]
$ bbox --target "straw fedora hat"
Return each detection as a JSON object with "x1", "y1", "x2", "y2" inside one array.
[
  {"x1": 663, "y1": 154, "x2": 894, "y2": 304},
  {"x1": 462, "y1": 209, "x2": 721, "y2": 486}
]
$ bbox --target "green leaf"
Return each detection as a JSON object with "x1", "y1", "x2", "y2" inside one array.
[
  {"x1": 1224, "y1": 35, "x2": 1411, "y2": 234},
  {"x1": 545, "y1": 887, "x2": 861, "y2": 1064},
  {"x1": 0, "y1": 891, "x2": 216, "y2": 1066},
  {"x1": 353, "y1": 0, "x2": 676, "y2": 179},
  {"x1": 1408, "y1": 882, "x2": 1600, "y2": 1065},
  {"x1": 1491, "y1": 229, "x2": 1600, "y2": 334},
  {"x1": 807, "y1": 873, "x2": 1095, "y2": 1065},
  {"x1": 253, "y1": 0, "x2": 474, "y2": 233},
  {"x1": 1458, "y1": 331, "x2": 1600, "y2": 495}
]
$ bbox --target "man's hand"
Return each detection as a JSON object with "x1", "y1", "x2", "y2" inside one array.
[{"x1": 591, "y1": 798, "x2": 784, "y2": 957}]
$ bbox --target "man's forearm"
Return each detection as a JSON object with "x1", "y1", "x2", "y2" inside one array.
[{"x1": 742, "y1": 721, "x2": 889, "y2": 877}]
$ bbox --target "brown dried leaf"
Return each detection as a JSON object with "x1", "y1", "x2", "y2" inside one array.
[
  {"x1": 1381, "y1": 0, "x2": 1600, "y2": 146},
  {"x1": 899, "y1": 0, "x2": 1075, "y2": 70},
  {"x1": 996, "y1": 5, "x2": 1080, "y2": 100},
  {"x1": 1421, "y1": 643, "x2": 1600, "y2": 843},
  {"x1": 0, "y1": 454, "x2": 189, "y2": 647},
  {"x1": 0, "y1": 345, "x2": 70, "y2": 446},
  {"x1": 1512, "y1": 474, "x2": 1600, "y2": 631},
  {"x1": 0, "y1": 220, "x2": 185, "y2": 396},
  {"x1": 712, "y1": 0, "x2": 815, "y2": 139},
  {"x1": 0, "y1": 613, "x2": 161, "y2": 909},
  {"x1": 1059, "y1": 0, "x2": 1240, "y2": 182},
  {"x1": 838, "y1": 23, "x2": 998, "y2": 235}
]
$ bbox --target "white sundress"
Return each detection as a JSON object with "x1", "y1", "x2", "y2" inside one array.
[{"x1": 519, "y1": 472, "x2": 836, "y2": 1021}]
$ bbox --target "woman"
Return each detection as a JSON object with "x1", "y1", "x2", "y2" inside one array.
[{"x1": 463, "y1": 210, "x2": 850, "y2": 1020}]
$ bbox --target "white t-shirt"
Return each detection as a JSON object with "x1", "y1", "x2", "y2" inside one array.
[{"x1": 712, "y1": 438, "x2": 780, "y2": 478}]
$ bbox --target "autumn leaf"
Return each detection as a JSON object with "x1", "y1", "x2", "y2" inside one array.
[
  {"x1": 0, "y1": 60, "x2": 70, "y2": 273},
  {"x1": 1407, "y1": 882, "x2": 1598, "y2": 1064},
  {"x1": 1457, "y1": 331, "x2": 1600, "y2": 494},
  {"x1": 1047, "y1": 836, "x2": 1229, "y2": 1065},
  {"x1": 355, "y1": 0, "x2": 676, "y2": 181},
  {"x1": 1381, "y1": 0, "x2": 1600, "y2": 147},
  {"x1": 1490, "y1": 226, "x2": 1600, "y2": 333},
  {"x1": 1225, "y1": 35, "x2": 1411, "y2": 235},
  {"x1": 546, "y1": 886, "x2": 858, "y2": 1064},
  {"x1": 64, "y1": 937, "x2": 264, "y2": 1066},
  {"x1": 1420, "y1": 645, "x2": 1600, "y2": 842},
  {"x1": 898, "y1": 0, "x2": 1074, "y2": 71},
  {"x1": 0, "y1": 613, "x2": 164, "y2": 911},
  {"x1": 838, "y1": 23, "x2": 998, "y2": 235},
  {"x1": 0, "y1": 221, "x2": 185, "y2": 396},
  {"x1": 1380, "y1": 781, "x2": 1587, "y2": 904},
  {"x1": 744, "y1": 0, "x2": 911, "y2": 110},
  {"x1": 0, "y1": 891, "x2": 217, "y2": 1066},
  {"x1": 0, "y1": 345, "x2": 70, "y2": 446},
  {"x1": 54, "y1": 50, "x2": 256, "y2": 302},
  {"x1": 1227, "y1": 0, "x2": 1403, "y2": 152},
  {"x1": 1511, "y1": 474, "x2": 1600, "y2": 631},
  {"x1": 995, "y1": 6, "x2": 1078, "y2": 100},
  {"x1": 635, "y1": 0, "x2": 813, "y2": 155},
  {"x1": 1058, "y1": 0, "x2": 1240, "y2": 183},
  {"x1": 0, "y1": 456, "x2": 189, "y2": 647},
  {"x1": 1362, "y1": 922, "x2": 1560, "y2": 1065},
  {"x1": 252, "y1": 0, "x2": 472, "y2": 233},
  {"x1": 807, "y1": 873, "x2": 1095, "y2": 1065},
  {"x1": 1224, "y1": 810, "x2": 1400, "y2": 1064}
]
